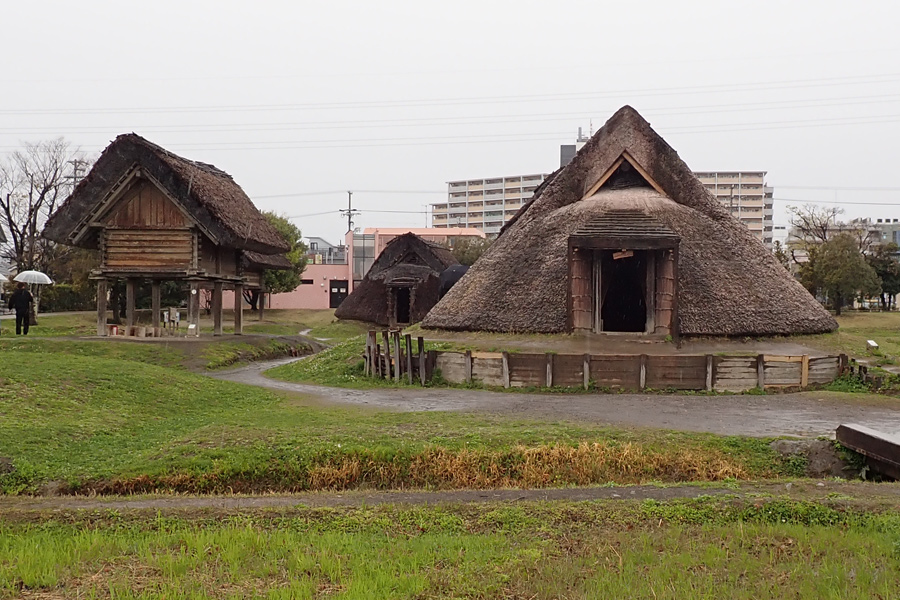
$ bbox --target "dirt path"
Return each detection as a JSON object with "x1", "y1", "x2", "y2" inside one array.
[
  {"x1": 4, "y1": 481, "x2": 899, "y2": 514},
  {"x1": 209, "y1": 358, "x2": 900, "y2": 438}
]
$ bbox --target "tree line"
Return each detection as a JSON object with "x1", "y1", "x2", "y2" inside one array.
[{"x1": 777, "y1": 205, "x2": 900, "y2": 315}]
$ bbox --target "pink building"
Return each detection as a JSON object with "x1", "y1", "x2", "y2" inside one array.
[{"x1": 227, "y1": 227, "x2": 485, "y2": 311}]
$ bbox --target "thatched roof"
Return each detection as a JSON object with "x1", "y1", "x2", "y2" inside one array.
[
  {"x1": 242, "y1": 250, "x2": 292, "y2": 271},
  {"x1": 422, "y1": 106, "x2": 837, "y2": 336},
  {"x1": 43, "y1": 134, "x2": 289, "y2": 254},
  {"x1": 335, "y1": 233, "x2": 458, "y2": 325}
]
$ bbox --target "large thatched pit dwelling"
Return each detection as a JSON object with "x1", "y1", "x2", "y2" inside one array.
[
  {"x1": 335, "y1": 232, "x2": 458, "y2": 327},
  {"x1": 422, "y1": 106, "x2": 837, "y2": 337},
  {"x1": 43, "y1": 134, "x2": 290, "y2": 336}
]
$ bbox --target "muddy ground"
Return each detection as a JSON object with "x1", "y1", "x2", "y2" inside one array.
[{"x1": 210, "y1": 358, "x2": 900, "y2": 438}]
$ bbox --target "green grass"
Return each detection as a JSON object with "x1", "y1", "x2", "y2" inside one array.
[
  {"x1": 0, "y1": 347, "x2": 804, "y2": 494},
  {"x1": 2, "y1": 498, "x2": 899, "y2": 598},
  {"x1": 800, "y1": 310, "x2": 900, "y2": 365},
  {"x1": 0, "y1": 312, "x2": 96, "y2": 337}
]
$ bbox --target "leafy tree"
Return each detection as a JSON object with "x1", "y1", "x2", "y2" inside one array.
[
  {"x1": 813, "y1": 233, "x2": 880, "y2": 315},
  {"x1": 450, "y1": 236, "x2": 492, "y2": 266},
  {"x1": 243, "y1": 212, "x2": 307, "y2": 310},
  {"x1": 772, "y1": 241, "x2": 790, "y2": 270},
  {"x1": 866, "y1": 242, "x2": 900, "y2": 310}
]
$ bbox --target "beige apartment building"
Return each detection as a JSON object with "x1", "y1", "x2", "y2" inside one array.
[
  {"x1": 431, "y1": 174, "x2": 549, "y2": 236},
  {"x1": 693, "y1": 171, "x2": 774, "y2": 248},
  {"x1": 433, "y1": 170, "x2": 773, "y2": 247}
]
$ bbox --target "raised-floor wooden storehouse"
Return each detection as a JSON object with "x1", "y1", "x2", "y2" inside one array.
[
  {"x1": 423, "y1": 106, "x2": 838, "y2": 337},
  {"x1": 43, "y1": 134, "x2": 290, "y2": 336},
  {"x1": 335, "y1": 232, "x2": 458, "y2": 327}
]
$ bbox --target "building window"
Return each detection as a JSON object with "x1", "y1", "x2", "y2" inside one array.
[{"x1": 300, "y1": 279, "x2": 314, "y2": 285}]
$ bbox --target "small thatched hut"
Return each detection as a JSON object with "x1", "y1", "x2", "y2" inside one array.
[
  {"x1": 43, "y1": 133, "x2": 290, "y2": 336},
  {"x1": 335, "y1": 232, "x2": 458, "y2": 327},
  {"x1": 423, "y1": 106, "x2": 837, "y2": 337}
]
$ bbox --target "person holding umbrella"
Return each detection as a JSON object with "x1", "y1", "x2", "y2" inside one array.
[{"x1": 8, "y1": 282, "x2": 34, "y2": 335}]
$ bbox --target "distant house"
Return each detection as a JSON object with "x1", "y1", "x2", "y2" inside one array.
[
  {"x1": 424, "y1": 106, "x2": 837, "y2": 337},
  {"x1": 335, "y1": 232, "x2": 458, "y2": 327},
  {"x1": 42, "y1": 134, "x2": 289, "y2": 335}
]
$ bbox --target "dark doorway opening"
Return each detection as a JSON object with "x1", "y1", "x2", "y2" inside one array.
[
  {"x1": 396, "y1": 287, "x2": 411, "y2": 324},
  {"x1": 329, "y1": 280, "x2": 349, "y2": 309},
  {"x1": 599, "y1": 250, "x2": 646, "y2": 332}
]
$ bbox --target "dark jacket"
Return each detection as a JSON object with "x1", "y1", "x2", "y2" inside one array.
[{"x1": 8, "y1": 288, "x2": 33, "y2": 313}]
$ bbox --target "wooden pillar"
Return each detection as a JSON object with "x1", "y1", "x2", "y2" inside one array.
[
  {"x1": 405, "y1": 334, "x2": 413, "y2": 385},
  {"x1": 639, "y1": 354, "x2": 648, "y2": 390},
  {"x1": 464, "y1": 350, "x2": 473, "y2": 384},
  {"x1": 583, "y1": 354, "x2": 591, "y2": 390},
  {"x1": 125, "y1": 279, "x2": 136, "y2": 330},
  {"x1": 212, "y1": 281, "x2": 223, "y2": 336},
  {"x1": 757, "y1": 354, "x2": 765, "y2": 390},
  {"x1": 417, "y1": 336, "x2": 426, "y2": 385},
  {"x1": 705, "y1": 355, "x2": 714, "y2": 391},
  {"x1": 545, "y1": 353, "x2": 554, "y2": 388},
  {"x1": 233, "y1": 283, "x2": 244, "y2": 335},
  {"x1": 151, "y1": 281, "x2": 161, "y2": 329},
  {"x1": 96, "y1": 279, "x2": 108, "y2": 336},
  {"x1": 382, "y1": 330, "x2": 392, "y2": 380},
  {"x1": 502, "y1": 352, "x2": 511, "y2": 388},
  {"x1": 801, "y1": 355, "x2": 810, "y2": 388},
  {"x1": 189, "y1": 282, "x2": 201, "y2": 336},
  {"x1": 258, "y1": 289, "x2": 265, "y2": 321},
  {"x1": 393, "y1": 331, "x2": 402, "y2": 383}
]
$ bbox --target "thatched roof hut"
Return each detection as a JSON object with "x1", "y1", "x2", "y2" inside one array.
[
  {"x1": 335, "y1": 232, "x2": 458, "y2": 327},
  {"x1": 42, "y1": 133, "x2": 290, "y2": 336},
  {"x1": 422, "y1": 106, "x2": 837, "y2": 337}
]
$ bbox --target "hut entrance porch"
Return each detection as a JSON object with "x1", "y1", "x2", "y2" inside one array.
[
  {"x1": 386, "y1": 284, "x2": 415, "y2": 327},
  {"x1": 569, "y1": 244, "x2": 679, "y2": 336}
]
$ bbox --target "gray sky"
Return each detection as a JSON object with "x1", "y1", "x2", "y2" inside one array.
[{"x1": 3, "y1": 0, "x2": 899, "y2": 244}]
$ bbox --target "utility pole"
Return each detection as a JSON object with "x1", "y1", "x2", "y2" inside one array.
[{"x1": 339, "y1": 190, "x2": 360, "y2": 233}]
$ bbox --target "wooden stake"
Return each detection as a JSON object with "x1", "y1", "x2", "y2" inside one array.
[
  {"x1": 705, "y1": 354, "x2": 713, "y2": 391},
  {"x1": 465, "y1": 350, "x2": 473, "y2": 384},
  {"x1": 382, "y1": 331, "x2": 391, "y2": 380},
  {"x1": 546, "y1": 353, "x2": 554, "y2": 388},
  {"x1": 583, "y1": 354, "x2": 591, "y2": 390},
  {"x1": 417, "y1": 337, "x2": 426, "y2": 385},
  {"x1": 393, "y1": 331, "x2": 402, "y2": 383},
  {"x1": 502, "y1": 352, "x2": 511, "y2": 388},
  {"x1": 639, "y1": 354, "x2": 648, "y2": 390},
  {"x1": 405, "y1": 334, "x2": 413, "y2": 385},
  {"x1": 757, "y1": 354, "x2": 765, "y2": 390},
  {"x1": 801, "y1": 354, "x2": 810, "y2": 388}
]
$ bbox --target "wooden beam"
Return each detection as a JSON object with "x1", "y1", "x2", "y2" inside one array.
[
  {"x1": 212, "y1": 281, "x2": 223, "y2": 336},
  {"x1": 96, "y1": 279, "x2": 108, "y2": 336},
  {"x1": 233, "y1": 283, "x2": 244, "y2": 335},
  {"x1": 151, "y1": 281, "x2": 161, "y2": 330},
  {"x1": 125, "y1": 279, "x2": 136, "y2": 330}
]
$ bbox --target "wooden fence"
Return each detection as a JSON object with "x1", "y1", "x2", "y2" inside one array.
[{"x1": 364, "y1": 330, "x2": 847, "y2": 392}]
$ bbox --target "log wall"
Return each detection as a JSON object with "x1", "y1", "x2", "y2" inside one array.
[{"x1": 103, "y1": 229, "x2": 195, "y2": 270}]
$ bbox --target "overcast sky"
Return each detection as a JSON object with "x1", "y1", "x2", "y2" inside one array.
[{"x1": 3, "y1": 0, "x2": 899, "y2": 244}]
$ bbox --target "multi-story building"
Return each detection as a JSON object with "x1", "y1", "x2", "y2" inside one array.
[
  {"x1": 431, "y1": 174, "x2": 549, "y2": 236},
  {"x1": 693, "y1": 171, "x2": 775, "y2": 248}
]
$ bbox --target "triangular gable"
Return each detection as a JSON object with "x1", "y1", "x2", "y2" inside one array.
[
  {"x1": 371, "y1": 234, "x2": 453, "y2": 277},
  {"x1": 581, "y1": 151, "x2": 666, "y2": 199},
  {"x1": 101, "y1": 177, "x2": 191, "y2": 230}
]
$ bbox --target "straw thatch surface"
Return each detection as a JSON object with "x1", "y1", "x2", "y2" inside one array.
[
  {"x1": 336, "y1": 233, "x2": 458, "y2": 326},
  {"x1": 44, "y1": 134, "x2": 288, "y2": 254},
  {"x1": 423, "y1": 106, "x2": 837, "y2": 336}
]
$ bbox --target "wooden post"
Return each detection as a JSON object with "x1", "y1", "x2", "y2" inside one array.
[
  {"x1": 212, "y1": 281, "x2": 224, "y2": 336},
  {"x1": 426, "y1": 350, "x2": 436, "y2": 383},
  {"x1": 151, "y1": 280, "x2": 161, "y2": 330},
  {"x1": 189, "y1": 282, "x2": 201, "y2": 336},
  {"x1": 583, "y1": 354, "x2": 591, "y2": 390},
  {"x1": 801, "y1": 354, "x2": 810, "y2": 388},
  {"x1": 839, "y1": 354, "x2": 849, "y2": 375},
  {"x1": 382, "y1": 331, "x2": 392, "y2": 380},
  {"x1": 417, "y1": 337, "x2": 426, "y2": 385},
  {"x1": 233, "y1": 283, "x2": 244, "y2": 335},
  {"x1": 639, "y1": 354, "x2": 648, "y2": 390},
  {"x1": 258, "y1": 290, "x2": 265, "y2": 321},
  {"x1": 125, "y1": 278, "x2": 136, "y2": 330},
  {"x1": 375, "y1": 343, "x2": 382, "y2": 378},
  {"x1": 757, "y1": 354, "x2": 765, "y2": 390},
  {"x1": 705, "y1": 354, "x2": 714, "y2": 391},
  {"x1": 546, "y1": 353, "x2": 554, "y2": 388},
  {"x1": 96, "y1": 279, "x2": 108, "y2": 336},
  {"x1": 465, "y1": 350, "x2": 473, "y2": 384},
  {"x1": 405, "y1": 334, "x2": 413, "y2": 385},
  {"x1": 363, "y1": 332, "x2": 372, "y2": 376},
  {"x1": 502, "y1": 352, "x2": 511, "y2": 388},
  {"x1": 393, "y1": 331, "x2": 402, "y2": 383}
]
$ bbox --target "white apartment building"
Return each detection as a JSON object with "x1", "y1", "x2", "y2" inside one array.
[
  {"x1": 431, "y1": 173, "x2": 549, "y2": 236},
  {"x1": 693, "y1": 171, "x2": 775, "y2": 248}
]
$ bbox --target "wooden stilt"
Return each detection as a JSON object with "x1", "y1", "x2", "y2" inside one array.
[
  {"x1": 212, "y1": 281, "x2": 223, "y2": 336},
  {"x1": 125, "y1": 279, "x2": 136, "y2": 331},
  {"x1": 189, "y1": 282, "x2": 201, "y2": 336},
  {"x1": 233, "y1": 283, "x2": 244, "y2": 335},
  {"x1": 96, "y1": 279, "x2": 108, "y2": 336},
  {"x1": 151, "y1": 281, "x2": 161, "y2": 331}
]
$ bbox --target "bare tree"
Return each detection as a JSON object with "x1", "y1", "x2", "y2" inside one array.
[
  {"x1": 786, "y1": 204, "x2": 874, "y2": 266},
  {"x1": 0, "y1": 138, "x2": 86, "y2": 274}
]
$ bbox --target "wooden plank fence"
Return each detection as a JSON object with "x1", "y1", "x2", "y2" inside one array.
[{"x1": 364, "y1": 330, "x2": 846, "y2": 393}]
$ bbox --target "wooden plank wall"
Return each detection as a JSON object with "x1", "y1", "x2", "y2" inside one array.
[
  {"x1": 471, "y1": 353, "x2": 505, "y2": 387},
  {"x1": 508, "y1": 354, "x2": 547, "y2": 388},
  {"x1": 103, "y1": 229, "x2": 194, "y2": 269},
  {"x1": 646, "y1": 355, "x2": 706, "y2": 390},
  {"x1": 105, "y1": 181, "x2": 188, "y2": 229},
  {"x1": 552, "y1": 354, "x2": 585, "y2": 388},
  {"x1": 713, "y1": 356, "x2": 758, "y2": 392},
  {"x1": 590, "y1": 355, "x2": 641, "y2": 389},
  {"x1": 808, "y1": 356, "x2": 840, "y2": 384}
]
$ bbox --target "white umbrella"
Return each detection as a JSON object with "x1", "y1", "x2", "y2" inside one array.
[{"x1": 14, "y1": 270, "x2": 53, "y2": 285}]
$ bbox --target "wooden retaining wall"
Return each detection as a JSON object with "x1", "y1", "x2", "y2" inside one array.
[{"x1": 364, "y1": 330, "x2": 846, "y2": 393}]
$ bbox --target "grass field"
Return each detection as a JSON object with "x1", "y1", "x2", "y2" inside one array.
[
  {"x1": 2, "y1": 498, "x2": 899, "y2": 599},
  {"x1": 0, "y1": 343, "x2": 807, "y2": 494}
]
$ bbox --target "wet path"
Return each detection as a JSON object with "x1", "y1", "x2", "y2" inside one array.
[{"x1": 209, "y1": 358, "x2": 900, "y2": 438}]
